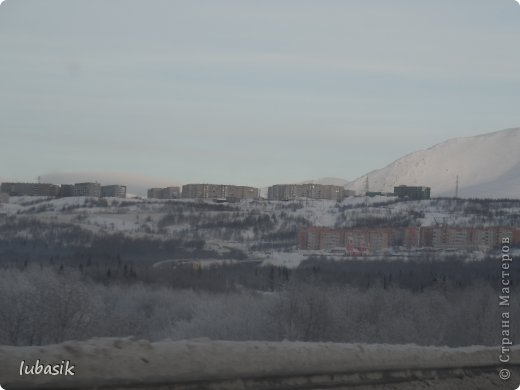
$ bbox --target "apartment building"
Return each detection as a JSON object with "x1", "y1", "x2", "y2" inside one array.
[
  {"x1": 0, "y1": 181, "x2": 118, "y2": 198},
  {"x1": 182, "y1": 184, "x2": 221, "y2": 199},
  {"x1": 101, "y1": 185, "x2": 127, "y2": 198},
  {"x1": 0, "y1": 192, "x2": 9, "y2": 203},
  {"x1": 59, "y1": 184, "x2": 75, "y2": 197},
  {"x1": 267, "y1": 184, "x2": 299, "y2": 201},
  {"x1": 394, "y1": 185, "x2": 431, "y2": 200},
  {"x1": 420, "y1": 226, "x2": 510, "y2": 250},
  {"x1": 0, "y1": 182, "x2": 60, "y2": 197},
  {"x1": 147, "y1": 188, "x2": 163, "y2": 199},
  {"x1": 268, "y1": 183, "x2": 351, "y2": 201},
  {"x1": 181, "y1": 184, "x2": 259, "y2": 200},
  {"x1": 162, "y1": 186, "x2": 181, "y2": 199},
  {"x1": 299, "y1": 227, "x2": 394, "y2": 252},
  {"x1": 147, "y1": 186, "x2": 181, "y2": 199},
  {"x1": 73, "y1": 182, "x2": 101, "y2": 197},
  {"x1": 225, "y1": 185, "x2": 259, "y2": 200},
  {"x1": 300, "y1": 226, "x2": 520, "y2": 252}
]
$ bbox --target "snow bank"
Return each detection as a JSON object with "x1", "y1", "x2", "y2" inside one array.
[
  {"x1": 260, "y1": 251, "x2": 308, "y2": 268},
  {"x1": 0, "y1": 338, "x2": 518, "y2": 389}
]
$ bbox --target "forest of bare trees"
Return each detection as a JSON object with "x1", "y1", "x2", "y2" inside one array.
[{"x1": 0, "y1": 265, "x2": 517, "y2": 348}]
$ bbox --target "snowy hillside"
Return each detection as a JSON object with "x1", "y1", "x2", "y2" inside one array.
[{"x1": 346, "y1": 127, "x2": 520, "y2": 198}]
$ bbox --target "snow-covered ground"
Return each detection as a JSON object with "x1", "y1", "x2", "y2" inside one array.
[
  {"x1": 1, "y1": 195, "x2": 518, "y2": 267},
  {"x1": 4, "y1": 195, "x2": 518, "y2": 228}
]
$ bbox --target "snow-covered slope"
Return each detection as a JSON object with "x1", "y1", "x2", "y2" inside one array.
[{"x1": 347, "y1": 127, "x2": 520, "y2": 198}]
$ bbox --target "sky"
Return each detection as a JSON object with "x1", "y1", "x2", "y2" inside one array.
[{"x1": 1, "y1": 0, "x2": 520, "y2": 190}]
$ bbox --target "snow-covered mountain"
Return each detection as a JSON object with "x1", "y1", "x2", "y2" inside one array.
[{"x1": 346, "y1": 127, "x2": 520, "y2": 198}]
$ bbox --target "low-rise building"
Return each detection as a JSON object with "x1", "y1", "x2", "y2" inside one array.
[
  {"x1": 73, "y1": 182, "x2": 101, "y2": 197},
  {"x1": 0, "y1": 182, "x2": 60, "y2": 197},
  {"x1": 101, "y1": 185, "x2": 127, "y2": 198}
]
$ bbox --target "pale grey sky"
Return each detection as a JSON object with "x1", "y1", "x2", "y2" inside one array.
[{"x1": 1, "y1": 0, "x2": 520, "y2": 188}]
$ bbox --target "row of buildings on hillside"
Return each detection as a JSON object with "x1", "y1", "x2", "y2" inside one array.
[
  {"x1": 265, "y1": 184, "x2": 431, "y2": 201},
  {"x1": 0, "y1": 182, "x2": 127, "y2": 198},
  {"x1": 139, "y1": 183, "x2": 433, "y2": 201},
  {"x1": 1, "y1": 179, "x2": 433, "y2": 203},
  {"x1": 267, "y1": 184, "x2": 355, "y2": 201},
  {"x1": 147, "y1": 183, "x2": 357, "y2": 201},
  {"x1": 299, "y1": 226, "x2": 520, "y2": 253}
]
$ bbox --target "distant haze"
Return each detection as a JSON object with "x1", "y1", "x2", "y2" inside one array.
[{"x1": 1, "y1": 1, "x2": 520, "y2": 186}]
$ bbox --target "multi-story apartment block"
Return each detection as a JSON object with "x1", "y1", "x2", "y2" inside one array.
[
  {"x1": 59, "y1": 184, "x2": 75, "y2": 197},
  {"x1": 0, "y1": 192, "x2": 9, "y2": 203},
  {"x1": 182, "y1": 184, "x2": 219, "y2": 199},
  {"x1": 393, "y1": 185, "x2": 431, "y2": 200},
  {"x1": 73, "y1": 182, "x2": 101, "y2": 197},
  {"x1": 147, "y1": 188, "x2": 163, "y2": 199},
  {"x1": 268, "y1": 184, "x2": 351, "y2": 201},
  {"x1": 299, "y1": 227, "x2": 394, "y2": 252},
  {"x1": 147, "y1": 186, "x2": 181, "y2": 199},
  {"x1": 267, "y1": 184, "x2": 299, "y2": 201},
  {"x1": 300, "y1": 226, "x2": 520, "y2": 252},
  {"x1": 101, "y1": 185, "x2": 127, "y2": 198},
  {"x1": 162, "y1": 186, "x2": 180, "y2": 199},
  {"x1": 422, "y1": 226, "x2": 503, "y2": 250},
  {"x1": 0, "y1": 182, "x2": 60, "y2": 197},
  {"x1": 225, "y1": 185, "x2": 259, "y2": 200},
  {"x1": 181, "y1": 184, "x2": 259, "y2": 200}
]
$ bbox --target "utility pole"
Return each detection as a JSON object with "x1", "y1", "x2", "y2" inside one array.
[
  {"x1": 455, "y1": 175, "x2": 459, "y2": 199},
  {"x1": 364, "y1": 176, "x2": 369, "y2": 212}
]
